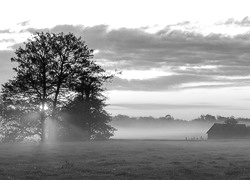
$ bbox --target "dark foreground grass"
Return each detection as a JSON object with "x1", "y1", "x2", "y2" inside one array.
[{"x1": 0, "y1": 140, "x2": 250, "y2": 179}]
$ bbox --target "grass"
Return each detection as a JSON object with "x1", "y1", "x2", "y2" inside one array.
[{"x1": 0, "y1": 140, "x2": 250, "y2": 179}]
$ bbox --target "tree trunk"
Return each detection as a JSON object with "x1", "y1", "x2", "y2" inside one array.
[
  {"x1": 48, "y1": 61, "x2": 64, "y2": 142},
  {"x1": 50, "y1": 114, "x2": 57, "y2": 142},
  {"x1": 40, "y1": 110, "x2": 46, "y2": 143},
  {"x1": 85, "y1": 89, "x2": 92, "y2": 140}
]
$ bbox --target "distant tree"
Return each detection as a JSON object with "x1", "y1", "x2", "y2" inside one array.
[
  {"x1": 1, "y1": 32, "x2": 98, "y2": 142},
  {"x1": 224, "y1": 116, "x2": 238, "y2": 125},
  {"x1": 195, "y1": 114, "x2": 216, "y2": 122},
  {"x1": 216, "y1": 115, "x2": 228, "y2": 122},
  {"x1": 237, "y1": 117, "x2": 250, "y2": 124},
  {"x1": 111, "y1": 115, "x2": 137, "y2": 127},
  {"x1": 164, "y1": 114, "x2": 174, "y2": 121},
  {"x1": 112, "y1": 115, "x2": 131, "y2": 121}
]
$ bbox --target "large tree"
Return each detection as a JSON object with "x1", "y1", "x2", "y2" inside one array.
[{"x1": 1, "y1": 32, "x2": 114, "y2": 142}]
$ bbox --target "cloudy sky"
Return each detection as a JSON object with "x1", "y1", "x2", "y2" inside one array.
[{"x1": 1, "y1": 0, "x2": 250, "y2": 120}]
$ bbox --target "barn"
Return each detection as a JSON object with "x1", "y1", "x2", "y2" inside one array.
[{"x1": 207, "y1": 123, "x2": 250, "y2": 139}]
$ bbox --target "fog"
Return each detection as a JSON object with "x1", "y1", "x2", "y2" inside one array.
[
  {"x1": 113, "y1": 126, "x2": 208, "y2": 140},
  {"x1": 110, "y1": 115, "x2": 250, "y2": 140},
  {"x1": 111, "y1": 118, "x2": 211, "y2": 140}
]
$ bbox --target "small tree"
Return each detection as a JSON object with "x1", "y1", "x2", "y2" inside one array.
[
  {"x1": 60, "y1": 97, "x2": 116, "y2": 140},
  {"x1": 59, "y1": 60, "x2": 116, "y2": 140}
]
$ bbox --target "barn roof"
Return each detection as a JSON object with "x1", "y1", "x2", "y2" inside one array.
[{"x1": 207, "y1": 123, "x2": 247, "y2": 134}]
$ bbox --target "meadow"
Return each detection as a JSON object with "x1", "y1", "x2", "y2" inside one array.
[{"x1": 0, "y1": 140, "x2": 250, "y2": 179}]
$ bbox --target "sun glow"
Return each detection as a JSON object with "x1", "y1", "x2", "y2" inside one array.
[{"x1": 40, "y1": 103, "x2": 49, "y2": 111}]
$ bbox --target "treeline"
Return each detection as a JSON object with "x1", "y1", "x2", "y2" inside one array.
[
  {"x1": 111, "y1": 114, "x2": 250, "y2": 127},
  {"x1": 112, "y1": 114, "x2": 250, "y2": 125}
]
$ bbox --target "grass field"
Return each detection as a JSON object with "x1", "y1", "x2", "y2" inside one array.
[{"x1": 0, "y1": 140, "x2": 250, "y2": 180}]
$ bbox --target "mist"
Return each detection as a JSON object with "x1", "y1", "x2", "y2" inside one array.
[
  {"x1": 110, "y1": 114, "x2": 250, "y2": 140},
  {"x1": 111, "y1": 121, "x2": 209, "y2": 140},
  {"x1": 112, "y1": 126, "x2": 208, "y2": 140}
]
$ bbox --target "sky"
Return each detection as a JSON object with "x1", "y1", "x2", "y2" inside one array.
[{"x1": 0, "y1": 0, "x2": 250, "y2": 120}]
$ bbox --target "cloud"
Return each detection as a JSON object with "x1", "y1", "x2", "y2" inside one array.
[
  {"x1": 109, "y1": 103, "x2": 228, "y2": 110},
  {"x1": 0, "y1": 39, "x2": 15, "y2": 43},
  {"x1": 106, "y1": 74, "x2": 250, "y2": 91},
  {"x1": 0, "y1": 29, "x2": 11, "y2": 33},
  {"x1": 10, "y1": 24, "x2": 250, "y2": 91},
  {"x1": 44, "y1": 25, "x2": 250, "y2": 72},
  {"x1": 107, "y1": 75, "x2": 212, "y2": 91},
  {"x1": 17, "y1": 21, "x2": 29, "y2": 26},
  {"x1": 0, "y1": 50, "x2": 16, "y2": 86},
  {"x1": 219, "y1": 16, "x2": 250, "y2": 27},
  {"x1": 9, "y1": 42, "x2": 25, "y2": 50}
]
